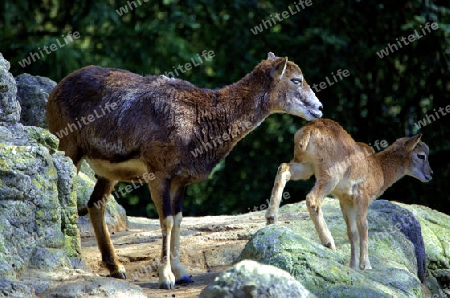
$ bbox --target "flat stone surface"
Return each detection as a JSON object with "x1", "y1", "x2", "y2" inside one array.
[
  {"x1": 80, "y1": 199, "x2": 449, "y2": 297},
  {"x1": 81, "y1": 213, "x2": 262, "y2": 297}
]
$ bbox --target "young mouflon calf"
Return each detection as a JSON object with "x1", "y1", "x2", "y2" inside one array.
[
  {"x1": 265, "y1": 118, "x2": 432, "y2": 270},
  {"x1": 47, "y1": 52, "x2": 323, "y2": 289}
]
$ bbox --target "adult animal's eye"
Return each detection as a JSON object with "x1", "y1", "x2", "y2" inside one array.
[
  {"x1": 291, "y1": 78, "x2": 303, "y2": 85},
  {"x1": 417, "y1": 154, "x2": 426, "y2": 160}
]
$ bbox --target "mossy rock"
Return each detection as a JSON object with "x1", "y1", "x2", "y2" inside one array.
[
  {"x1": 240, "y1": 199, "x2": 425, "y2": 297},
  {"x1": 200, "y1": 260, "x2": 314, "y2": 298},
  {"x1": 25, "y1": 126, "x2": 59, "y2": 154}
]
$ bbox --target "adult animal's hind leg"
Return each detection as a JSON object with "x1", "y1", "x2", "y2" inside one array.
[
  {"x1": 58, "y1": 136, "x2": 84, "y2": 172},
  {"x1": 87, "y1": 177, "x2": 125, "y2": 278},
  {"x1": 58, "y1": 140, "x2": 87, "y2": 216},
  {"x1": 266, "y1": 162, "x2": 313, "y2": 225},
  {"x1": 170, "y1": 185, "x2": 193, "y2": 284}
]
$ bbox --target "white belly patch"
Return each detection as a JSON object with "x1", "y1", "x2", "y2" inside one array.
[{"x1": 86, "y1": 158, "x2": 148, "y2": 181}]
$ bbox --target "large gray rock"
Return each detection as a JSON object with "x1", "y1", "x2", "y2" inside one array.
[
  {"x1": 0, "y1": 136, "x2": 79, "y2": 278},
  {"x1": 15, "y1": 73, "x2": 56, "y2": 128},
  {"x1": 200, "y1": 259, "x2": 314, "y2": 298},
  {"x1": 0, "y1": 130, "x2": 87, "y2": 294},
  {"x1": 240, "y1": 198, "x2": 436, "y2": 297},
  {"x1": 0, "y1": 53, "x2": 20, "y2": 123}
]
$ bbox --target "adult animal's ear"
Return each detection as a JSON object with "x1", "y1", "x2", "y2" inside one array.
[
  {"x1": 406, "y1": 133, "x2": 422, "y2": 152},
  {"x1": 271, "y1": 57, "x2": 288, "y2": 81},
  {"x1": 267, "y1": 52, "x2": 277, "y2": 61}
]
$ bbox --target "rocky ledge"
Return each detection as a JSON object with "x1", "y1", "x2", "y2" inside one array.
[{"x1": 79, "y1": 198, "x2": 449, "y2": 298}]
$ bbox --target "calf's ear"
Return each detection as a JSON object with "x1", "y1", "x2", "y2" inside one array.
[{"x1": 406, "y1": 133, "x2": 422, "y2": 152}]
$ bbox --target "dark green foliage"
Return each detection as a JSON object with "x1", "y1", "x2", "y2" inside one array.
[{"x1": 2, "y1": 0, "x2": 449, "y2": 217}]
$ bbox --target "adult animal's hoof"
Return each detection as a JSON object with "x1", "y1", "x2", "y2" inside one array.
[
  {"x1": 110, "y1": 272, "x2": 127, "y2": 279},
  {"x1": 176, "y1": 275, "x2": 194, "y2": 284},
  {"x1": 159, "y1": 280, "x2": 175, "y2": 289}
]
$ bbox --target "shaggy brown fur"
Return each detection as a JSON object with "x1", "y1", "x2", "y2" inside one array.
[
  {"x1": 46, "y1": 52, "x2": 323, "y2": 289},
  {"x1": 266, "y1": 118, "x2": 432, "y2": 270}
]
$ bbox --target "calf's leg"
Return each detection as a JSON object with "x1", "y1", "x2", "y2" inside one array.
[
  {"x1": 340, "y1": 200, "x2": 359, "y2": 269},
  {"x1": 357, "y1": 198, "x2": 372, "y2": 270},
  {"x1": 306, "y1": 173, "x2": 339, "y2": 250},
  {"x1": 266, "y1": 162, "x2": 313, "y2": 224}
]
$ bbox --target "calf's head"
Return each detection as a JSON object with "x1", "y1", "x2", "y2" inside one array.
[{"x1": 403, "y1": 134, "x2": 433, "y2": 182}]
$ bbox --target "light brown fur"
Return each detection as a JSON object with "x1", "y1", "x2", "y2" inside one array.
[
  {"x1": 266, "y1": 118, "x2": 433, "y2": 269},
  {"x1": 46, "y1": 52, "x2": 323, "y2": 289}
]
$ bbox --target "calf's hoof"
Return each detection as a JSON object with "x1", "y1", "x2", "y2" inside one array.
[
  {"x1": 323, "y1": 242, "x2": 336, "y2": 250},
  {"x1": 266, "y1": 218, "x2": 277, "y2": 225},
  {"x1": 360, "y1": 262, "x2": 372, "y2": 270},
  {"x1": 265, "y1": 213, "x2": 278, "y2": 225}
]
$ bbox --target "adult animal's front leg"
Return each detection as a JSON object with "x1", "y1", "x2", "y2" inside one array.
[
  {"x1": 170, "y1": 185, "x2": 193, "y2": 284},
  {"x1": 149, "y1": 178, "x2": 176, "y2": 289}
]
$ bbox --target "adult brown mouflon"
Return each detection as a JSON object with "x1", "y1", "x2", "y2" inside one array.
[{"x1": 46, "y1": 52, "x2": 323, "y2": 289}]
